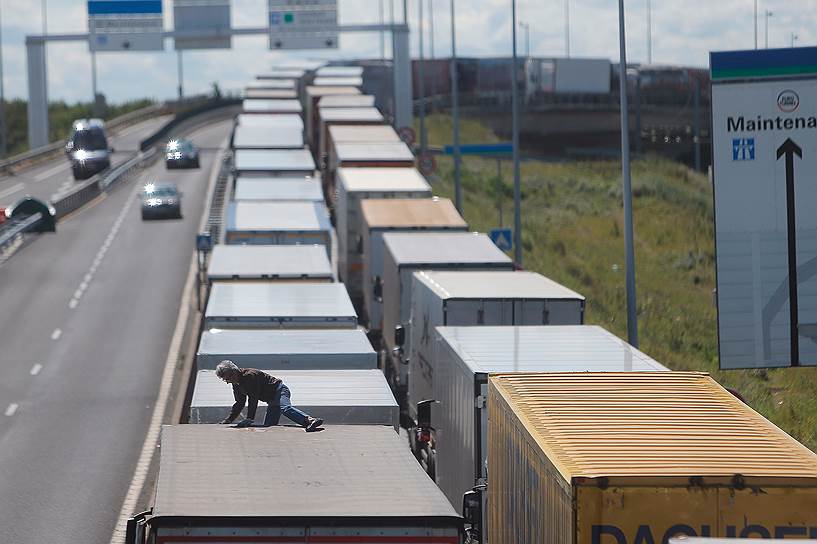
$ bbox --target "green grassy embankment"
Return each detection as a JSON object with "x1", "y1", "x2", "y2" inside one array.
[{"x1": 416, "y1": 113, "x2": 817, "y2": 452}]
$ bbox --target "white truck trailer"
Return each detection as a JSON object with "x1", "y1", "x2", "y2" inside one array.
[
  {"x1": 241, "y1": 98, "x2": 303, "y2": 115},
  {"x1": 304, "y1": 86, "x2": 361, "y2": 151},
  {"x1": 233, "y1": 176, "x2": 323, "y2": 203},
  {"x1": 126, "y1": 425, "x2": 462, "y2": 544},
  {"x1": 189, "y1": 369, "x2": 399, "y2": 429},
  {"x1": 204, "y1": 282, "x2": 357, "y2": 329},
  {"x1": 224, "y1": 201, "x2": 332, "y2": 257},
  {"x1": 380, "y1": 232, "x2": 513, "y2": 411},
  {"x1": 317, "y1": 106, "x2": 384, "y2": 167},
  {"x1": 232, "y1": 148, "x2": 316, "y2": 178},
  {"x1": 405, "y1": 269, "x2": 585, "y2": 421},
  {"x1": 196, "y1": 328, "x2": 376, "y2": 370},
  {"x1": 206, "y1": 245, "x2": 333, "y2": 284},
  {"x1": 361, "y1": 198, "x2": 467, "y2": 336},
  {"x1": 428, "y1": 325, "x2": 669, "y2": 541},
  {"x1": 335, "y1": 167, "x2": 431, "y2": 302}
]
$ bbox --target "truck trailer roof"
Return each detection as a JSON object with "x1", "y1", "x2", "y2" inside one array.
[
  {"x1": 207, "y1": 245, "x2": 332, "y2": 281},
  {"x1": 152, "y1": 425, "x2": 462, "y2": 522},
  {"x1": 233, "y1": 148, "x2": 316, "y2": 174},
  {"x1": 383, "y1": 231, "x2": 511, "y2": 265},
  {"x1": 233, "y1": 177, "x2": 323, "y2": 202},
  {"x1": 436, "y1": 325, "x2": 668, "y2": 373},
  {"x1": 362, "y1": 198, "x2": 466, "y2": 228},
  {"x1": 337, "y1": 167, "x2": 431, "y2": 193},
  {"x1": 415, "y1": 270, "x2": 585, "y2": 301}
]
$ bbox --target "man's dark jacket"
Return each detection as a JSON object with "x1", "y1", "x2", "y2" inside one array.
[{"x1": 224, "y1": 368, "x2": 282, "y2": 423}]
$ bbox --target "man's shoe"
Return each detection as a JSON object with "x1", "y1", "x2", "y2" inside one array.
[{"x1": 306, "y1": 417, "x2": 324, "y2": 432}]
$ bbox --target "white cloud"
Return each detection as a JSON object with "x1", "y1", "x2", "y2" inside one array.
[{"x1": 1, "y1": 0, "x2": 816, "y2": 103}]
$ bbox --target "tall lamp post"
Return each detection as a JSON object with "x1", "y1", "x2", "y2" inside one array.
[
  {"x1": 519, "y1": 22, "x2": 530, "y2": 57},
  {"x1": 754, "y1": 0, "x2": 758, "y2": 49},
  {"x1": 418, "y1": 0, "x2": 426, "y2": 154},
  {"x1": 764, "y1": 10, "x2": 773, "y2": 48},
  {"x1": 511, "y1": 0, "x2": 522, "y2": 266},
  {"x1": 450, "y1": 0, "x2": 461, "y2": 213},
  {"x1": 646, "y1": 0, "x2": 652, "y2": 64},
  {"x1": 564, "y1": 0, "x2": 570, "y2": 57},
  {"x1": 618, "y1": 0, "x2": 639, "y2": 347},
  {"x1": 0, "y1": 0, "x2": 6, "y2": 156}
]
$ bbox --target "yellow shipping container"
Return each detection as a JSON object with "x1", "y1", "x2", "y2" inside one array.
[{"x1": 488, "y1": 372, "x2": 817, "y2": 544}]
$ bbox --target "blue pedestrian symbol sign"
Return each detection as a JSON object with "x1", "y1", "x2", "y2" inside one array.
[
  {"x1": 732, "y1": 138, "x2": 755, "y2": 161},
  {"x1": 490, "y1": 228, "x2": 513, "y2": 251}
]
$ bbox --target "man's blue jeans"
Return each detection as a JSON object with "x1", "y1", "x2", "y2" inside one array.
[{"x1": 263, "y1": 383, "x2": 310, "y2": 427}]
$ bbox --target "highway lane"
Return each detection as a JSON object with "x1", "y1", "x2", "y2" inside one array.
[
  {"x1": 0, "y1": 115, "x2": 171, "y2": 208},
  {"x1": 0, "y1": 118, "x2": 231, "y2": 542}
]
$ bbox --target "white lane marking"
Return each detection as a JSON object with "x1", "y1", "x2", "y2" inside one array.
[
  {"x1": 68, "y1": 186, "x2": 139, "y2": 310},
  {"x1": 5, "y1": 403, "x2": 18, "y2": 417},
  {"x1": 34, "y1": 162, "x2": 69, "y2": 182},
  {"x1": 30, "y1": 364, "x2": 43, "y2": 376},
  {"x1": 109, "y1": 253, "x2": 198, "y2": 544},
  {"x1": 0, "y1": 182, "x2": 24, "y2": 201},
  {"x1": 51, "y1": 328, "x2": 62, "y2": 341}
]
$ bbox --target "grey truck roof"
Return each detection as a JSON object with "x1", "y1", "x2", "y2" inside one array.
[
  {"x1": 313, "y1": 76, "x2": 364, "y2": 87},
  {"x1": 328, "y1": 124, "x2": 401, "y2": 144},
  {"x1": 198, "y1": 328, "x2": 374, "y2": 358},
  {"x1": 153, "y1": 425, "x2": 462, "y2": 521},
  {"x1": 319, "y1": 107, "x2": 384, "y2": 123},
  {"x1": 337, "y1": 167, "x2": 431, "y2": 193},
  {"x1": 233, "y1": 148, "x2": 315, "y2": 174},
  {"x1": 247, "y1": 78, "x2": 296, "y2": 88},
  {"x1": 383, "y1": 232, "x2": 512, "y2": 266},
  {"x1": 316, "y1": 65, "x2": 364, "y2": 77},
  {"x1": 242, "y1": 99, "x2": 303, "y2": 114},
  {"x1": 318, "y1": 94, "x2": 376, "y2": 108},
  {"x1": 414, "y1": 270, "x2": 585, "y2": 301},
  {"x1": 191, "y1": 369, "x2": 397, "y2": 412},
  {"x1": 226, "y1": 201, "x2": 330, "y2": 233},
  {"x1": 235, "y1": 113, "x2": 303, "y2": 129},
  {"x1": 205, "y1": 282, "x2": 356, "y2": 323},
  {"x1": 207, "y1": 245, "x2": 332, "y2": 280},
  {"x1": 233, "y1": 177, "x2": 323, "y2": 201},
  {"x1": 256, "y1": 69, "x2": 305, "y2": 79},
  {"x1": 244, "y1": 88, "x2": 298, "y2": 99},
  {"x1": 334, "y1": 142, "x2": 414, "y2": 163},
  {"x1": 436, "y1": 325, "x2": 670, "y2": 374},
  {"x1": 232, "y1": 123, "x2": 303, "y2": 149}
]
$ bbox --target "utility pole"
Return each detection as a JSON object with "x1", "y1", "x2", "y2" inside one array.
[
  {"x1": 511, "y1": 0, "x2": 522, "y2": 266},
  {"x1": 379, "y1": 0, "x2": 385, "y2": 61},
  {"x1": 418, "y1": 0, "x2": 427, "y2": 154},
  {"x1": 791, "y1": 32, "x2": 798, "y2": 48},
  {"x1": 0, "y1": 0, "x2": 6, "y2": 156},
  {"x1": 618, "y1": 0, "x2": 639, "y2": 347},
  {"x1": 42, "y1": 0, "x2": 48, "y2": 137},
  {"x1": 764, "y1": 10, "x2": 773, "y2": 48},
  {"x1": 564, "y1": 0, "x2": 570, "y2": 58},
  {"x1": 693, "y1": 76, "x2": 701, "y2": 172},
  {"x1": 177, "y1": 49, "x2": 184, "y2": 99},
  {"x1": 754, "y1": 0, "x2": 758, "y2": 49},
  {"x1": 90, "y1": 20, "x2": 99, "y2": 116},
  {"x1": 450, "y1": 0, "x2": 461, "y2": 213},
  {"x1": 646, "y1": 0, "x2": 652, "y2": 64},
  {"x1": 428, "y1": 0, "x2": 436, "y2": 114},
  {"x1": 519, "y1": 22, "x2": 530, "y2": 57}
]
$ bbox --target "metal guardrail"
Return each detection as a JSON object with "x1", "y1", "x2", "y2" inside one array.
[
  {"x1": 0, "y1": 212, "x2": 43, "y2": 262},
  {"x1": 140, "y1": 97, "x2": 241, "y2": 152}
]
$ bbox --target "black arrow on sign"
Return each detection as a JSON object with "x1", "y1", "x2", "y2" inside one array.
[{"x1": 777, "y1": 137, "x2": 802, "y2": 366}]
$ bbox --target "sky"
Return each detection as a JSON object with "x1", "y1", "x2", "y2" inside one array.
[{"x1": 2, "y1": 0, "x2": 815, "y2": 104}]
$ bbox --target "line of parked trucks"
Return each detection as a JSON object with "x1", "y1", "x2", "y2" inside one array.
[{"x1": 127, "y1": 61, "x2": 817, "y2": 544}]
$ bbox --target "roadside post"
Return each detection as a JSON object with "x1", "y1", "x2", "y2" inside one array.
[{"x1": 195, "y1": 232, "x2": 213, "y2": 312}]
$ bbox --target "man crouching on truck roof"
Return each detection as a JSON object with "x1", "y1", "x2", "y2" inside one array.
[{"x1": 215, "y1": 360, "x2": 324, "y2": 431}]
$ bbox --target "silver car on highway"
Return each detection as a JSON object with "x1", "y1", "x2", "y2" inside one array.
[{"x1": 140, "y1": 183, "x2": 182, "y2": 220}]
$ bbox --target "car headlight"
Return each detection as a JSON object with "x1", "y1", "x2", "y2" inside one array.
[{"x1": 75, "y1": 150, "x2": 89, "y2": 162}]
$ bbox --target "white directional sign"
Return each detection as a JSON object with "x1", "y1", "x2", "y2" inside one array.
[
  {"x1": 88, "y1": 0, "x2": 164, "y2": 52},
  {"x1": 174, "y1": 0, "x2": 231, "y2": 50},
  {"x1": 268, "y1": 0, "x2": 338, "y2": 50},
  {"x1": 711, "y1": 47, "x2": 817, "y2": 369}
]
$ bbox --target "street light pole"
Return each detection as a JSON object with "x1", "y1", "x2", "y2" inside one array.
[
  {"x1": 428, "y1": 0, "x2": 435, "y2": 114},
  {"x1": 450, "y1": 0, "x2": 462, "y2": 213},
  {"x1": 646, "y1": 0, "x2": 652, "y2": 64},
  {"x1": 177, "y1": 49, "x2": 184, "y2": 99},
  {"x1": 379, "y1": 0, "x2": 385, "y2": 61},
  {"x1": 764, "y1": 10, "x2": 773, "y2": 48},
  {"x1": 0, "y1": 0, "x2": 6, "y2": 157},
  {"x1": 519, "y1": 22, "x2": 530, "y2": 57},
  {"x1": 618, "y1": 0, "x2": 639, "y2": 347},
  {"x1": 754, "y1": 0, "x2": 758, "y2": 49},
  {"x1": 418, "y1": 0, "x2": 427, "y2": 154},
  {"x1": 791, "y1": 32, "x2": 798, "y2": 47},
  {"x1": 511, "y1": 0, "x2": 522, "y2": 266},
  {"x1": 564, "y1": 0, "x2": 570, "y2": 58}
]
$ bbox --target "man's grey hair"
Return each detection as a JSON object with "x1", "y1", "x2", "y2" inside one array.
[{"x1": 215, "y1": 360, "x2": 239, "y2": 379}]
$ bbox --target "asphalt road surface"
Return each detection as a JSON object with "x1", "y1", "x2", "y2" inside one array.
[
  {"x1": 0, "y1": 118, "x2": 231, "y2": 542},
  {"x1": 0, "y1": 115, "x2": 172, "y2": 208}
]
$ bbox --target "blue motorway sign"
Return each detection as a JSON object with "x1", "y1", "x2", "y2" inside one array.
[
  {"x1": 443, "y1": 143, "x2": 513, "y2": 155},
  {"x1": 88, "y1": 0, "x2": 164, "y2": 52},
  {"x1": 489, "y1": 228, "x2": 513, "y2": 252}
]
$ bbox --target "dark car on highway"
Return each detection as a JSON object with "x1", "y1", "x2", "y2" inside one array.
[
  {"x1": 66, "y1": 119, "x2": 112, "y2": 180},
  {"x1": 165, "y1": 139, "x2": 200, "y2": 169},
  {"x1": 140, "y1": 183, "x2": 182, "y2": 220}
]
